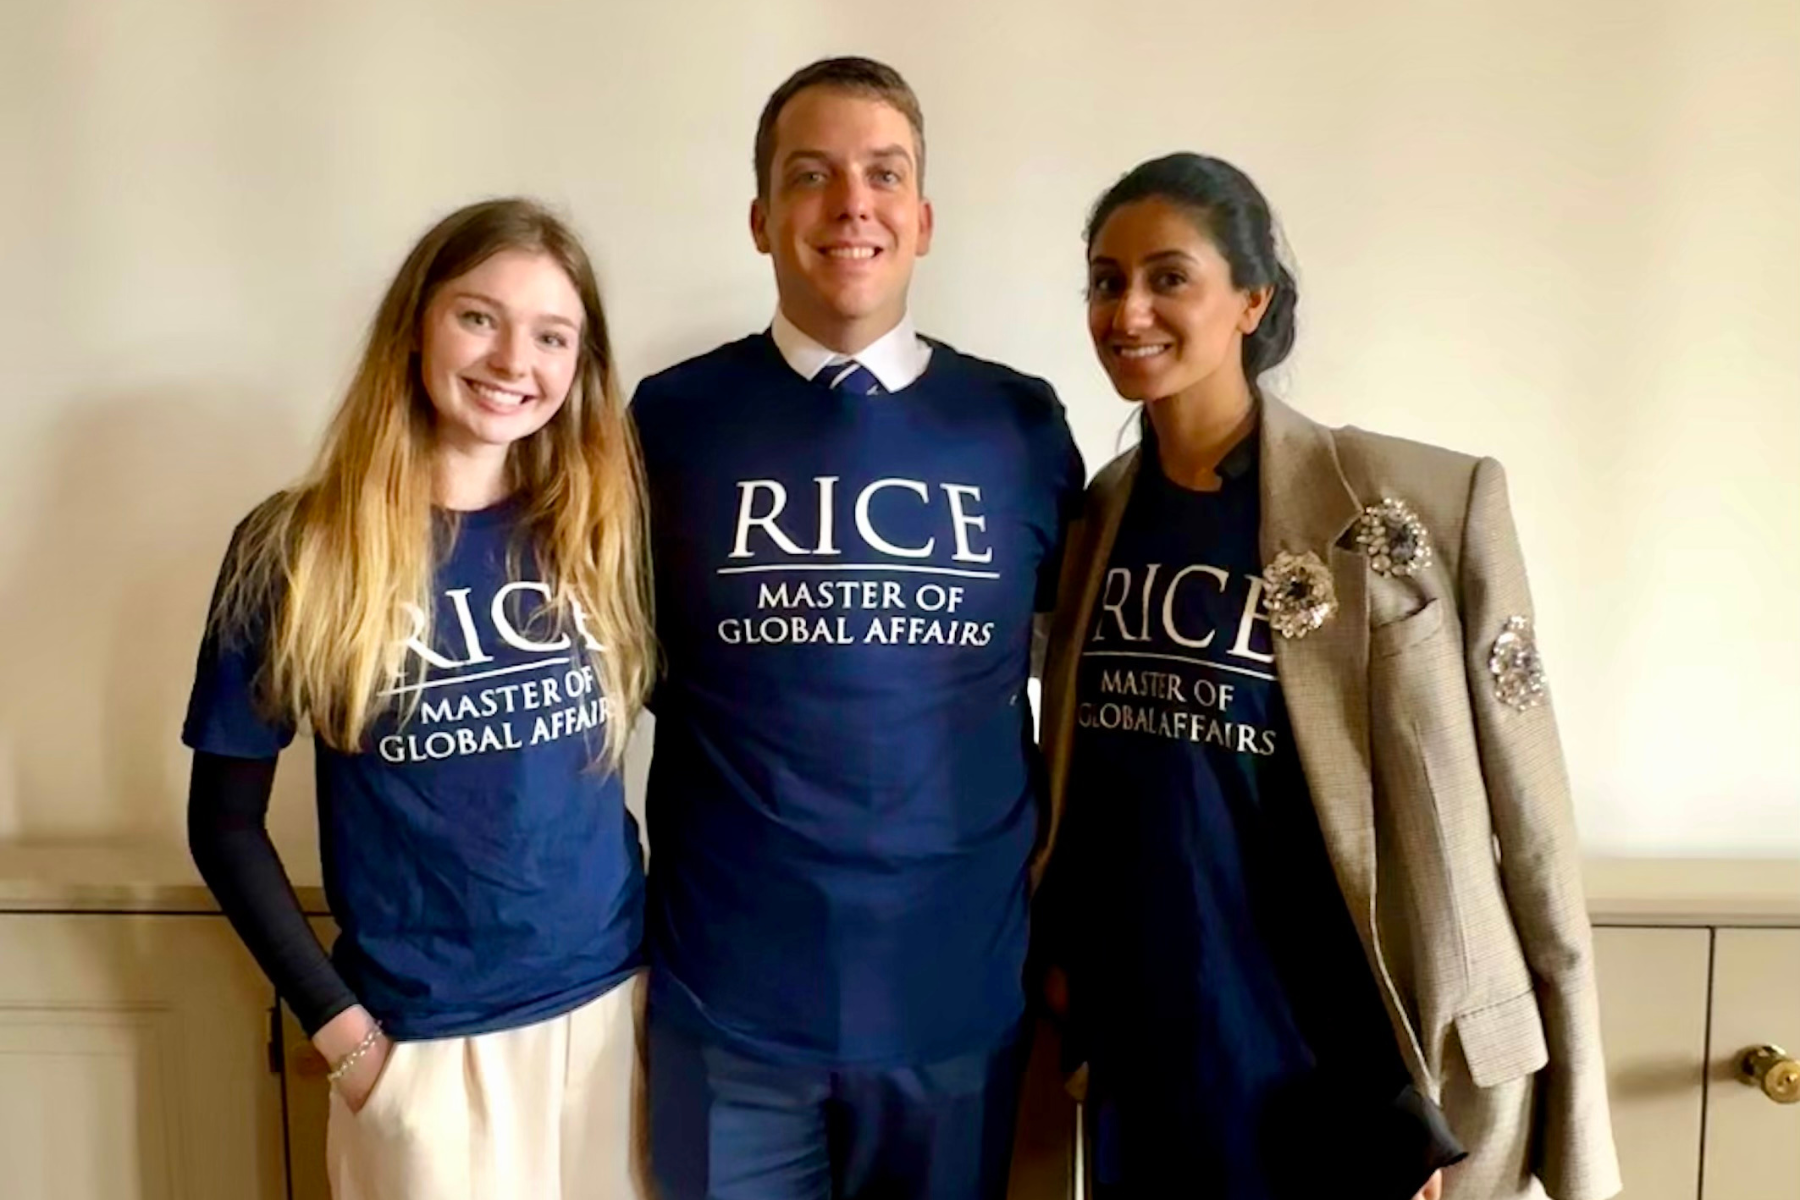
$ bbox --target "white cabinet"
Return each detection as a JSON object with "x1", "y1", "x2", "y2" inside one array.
[
  {"x1": 1702, "y1": 929, "x2": 1800, "y2": 1200},
  {"x1": 0, "y1": 913, "x2": 288, "y2": 1200},
  {"x1": 0, "y1": 844, "x2": 327, "y2": 1200},
  {"x1": 0, "y1": 851, "x2": 1793, "y2": 1200},
  {"x1": 1593, "y1": 926, "x2": 1712, "y2": 1200},
  {"x1": 279, "y1": 919, "x2": 338, "y2": 1200},
  {"x1": 1589, "y1": 860, "x2": 1800, "y2": 1200}
]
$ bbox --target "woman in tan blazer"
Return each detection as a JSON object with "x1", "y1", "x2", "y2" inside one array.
[{"x1": 1031, "y1": 154, "x2": 1619, "y2": 1200}]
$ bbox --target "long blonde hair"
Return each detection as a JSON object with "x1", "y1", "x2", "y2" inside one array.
[{"x1": 214, "y1": 198, "x2": 652, "y2": 767}]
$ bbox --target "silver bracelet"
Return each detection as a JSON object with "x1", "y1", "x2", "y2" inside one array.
[{"x1": 326, "y1": 1022, "x2": 384, "y2": 1086}]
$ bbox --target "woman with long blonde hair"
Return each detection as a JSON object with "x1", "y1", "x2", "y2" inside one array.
[{"x1": 184, "y1": 197, "x2": 655, "y2": 1198}]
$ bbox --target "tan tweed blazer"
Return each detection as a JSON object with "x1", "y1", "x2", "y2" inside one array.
[{"x1": 1025, "y1": 397, "x2": 1620, "y2": 1200}]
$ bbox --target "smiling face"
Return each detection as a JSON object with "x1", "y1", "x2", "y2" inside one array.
[
  {"x1": 417, "y1": 247, "x2": 582, "y2": 464},
  {"x1": 1085, "y1": 197, "x2": 1270, "y2": 404},
  {"x1": 750, "y1": 86, "x2": 934, "y2": 353}
]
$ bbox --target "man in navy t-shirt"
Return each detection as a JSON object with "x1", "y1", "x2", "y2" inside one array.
[{"x1": 632, "y1": 57, "x2": 1084, "y2": 1200}]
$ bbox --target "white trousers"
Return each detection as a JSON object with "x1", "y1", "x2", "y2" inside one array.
[{"x1": 327, "y1": 972, "x2": 649, "y2": 1200}]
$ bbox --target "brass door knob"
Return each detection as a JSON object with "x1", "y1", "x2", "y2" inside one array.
[{"x1": 1738, "y1": 1045, "x2": 1800, "y2": 1104}]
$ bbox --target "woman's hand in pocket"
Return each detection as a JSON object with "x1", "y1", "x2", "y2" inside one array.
[
  {"x1": 335, "y1": 1032, "x2": 393, "y2": 1114},
  {"x1": 313, "y1": 1005, "x2": 392, "y2": 1115}
]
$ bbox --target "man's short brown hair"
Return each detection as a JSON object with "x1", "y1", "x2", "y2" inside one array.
[{"x1": 753, "y1": 57, "x2": 926, "y2": 200}]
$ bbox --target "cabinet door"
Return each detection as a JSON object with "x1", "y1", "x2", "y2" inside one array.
[
  {"x1": 0, "y1": 914, "x2": 286, "y2": 1200},
  {"x1": 1703, "y1": 928, "x2": 1800, "y2": 1200},
  {"x1": 1592, "y1": 925, "x2": 1711, "y2": 1200},
  {"x1": 280, "y1": 918, "x2": 337, "y2": 1200}
]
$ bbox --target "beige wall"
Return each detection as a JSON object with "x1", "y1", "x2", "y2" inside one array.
[{"x1": 1, "y1": 0, "x2": 1795, "y2": 863}]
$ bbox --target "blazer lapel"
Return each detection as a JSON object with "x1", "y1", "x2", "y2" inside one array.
[
  {"x1": 1260, "y1": 398, "x2": 1429, "y2": 1083},
  {"x1": 1259, "y1": 397, "x2": 1370, "y2": 910},
  {"x1": 1033, "y1": 450, "x2": 1140, "y2": 885}
]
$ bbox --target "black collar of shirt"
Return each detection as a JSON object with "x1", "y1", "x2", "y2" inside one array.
[
  {"x1": 1140, "y1": 409, "x2": 1261, "y2": 492},
  {"x1": 1215, "y1": 420, "x2": 1259, "y2": 484}
]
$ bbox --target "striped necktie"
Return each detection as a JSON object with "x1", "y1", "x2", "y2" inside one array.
[{"x1": 817, "y1": 359, "x2": 884, "y2": 396}]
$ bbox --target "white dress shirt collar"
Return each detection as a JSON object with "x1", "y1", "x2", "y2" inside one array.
[{"x1": 769, "y1": 309, "x2": 932, "y2": 393}]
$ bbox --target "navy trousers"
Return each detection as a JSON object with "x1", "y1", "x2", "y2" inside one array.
[{"x1": 648, "y1": 1008, "x2": 1028, "y2": 1200}]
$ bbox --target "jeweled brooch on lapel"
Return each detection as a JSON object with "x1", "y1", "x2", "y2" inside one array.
[
  {"x1": 1489, "y1": 616, "x2": 1547, "y2": 711},
  {"x1": 1262, "y1": 550, "x2": 1338, "y2": 639},
  {"x1": 1355, "y1": 497, "x2": 1433, "y2": 577}
]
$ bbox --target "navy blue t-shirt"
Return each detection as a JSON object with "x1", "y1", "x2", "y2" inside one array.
[
  {"x1": 632, "y1": 332, "x2": 1084, "y2": 1066},
  {"x1": 1064, "y1": 435, "x2": 1423, "y2": 1196},
  {"x1": 183, "y1": 500, "x2": 645, "y2": 1040}
]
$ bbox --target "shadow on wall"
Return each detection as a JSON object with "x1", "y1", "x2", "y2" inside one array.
[{"x1": 0, "y1": 387, "x2": 313, "y2": 850}]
